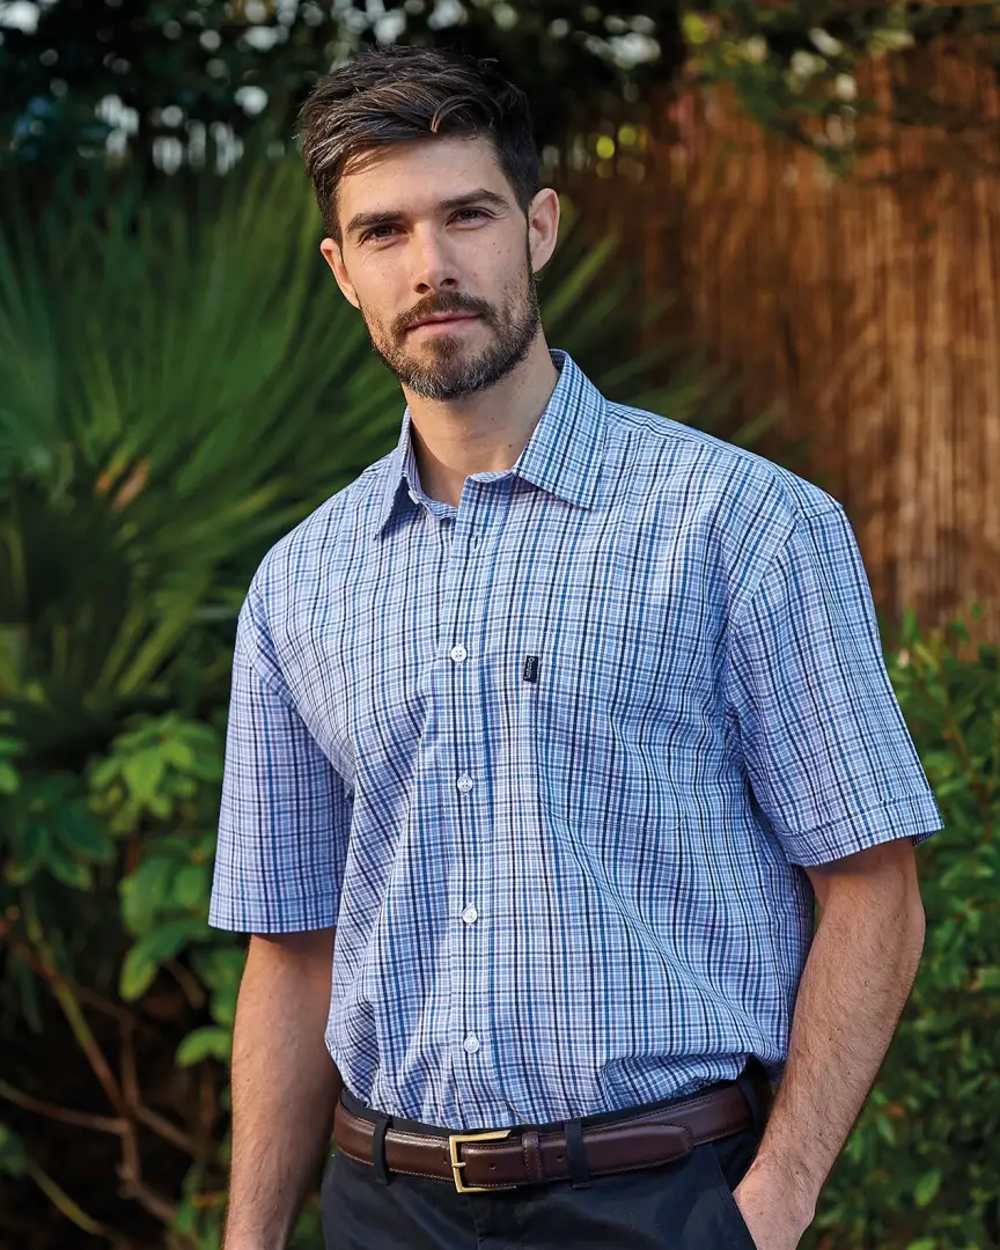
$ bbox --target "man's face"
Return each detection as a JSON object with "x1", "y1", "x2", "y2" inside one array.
[{"x1": 319, "y1": 135, "x2": 559, "y2": 401}]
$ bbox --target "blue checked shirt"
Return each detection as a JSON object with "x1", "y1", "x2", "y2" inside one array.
[{"x1": 208, "y1": 348, "x2": 944, "y2": 1131}]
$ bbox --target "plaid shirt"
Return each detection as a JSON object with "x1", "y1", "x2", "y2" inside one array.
[{"x1": 209, "y1": 348, "x2": 943, "y2": 1130}]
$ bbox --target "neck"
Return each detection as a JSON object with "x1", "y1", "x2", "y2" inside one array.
[{"x1": 402, "y1": 336, "x2": 560, "y2": 508}]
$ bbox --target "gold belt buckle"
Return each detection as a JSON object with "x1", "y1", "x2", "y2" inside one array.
[{"x1": 447, "y1": 1127, "x2": 513, "y2": 1193}]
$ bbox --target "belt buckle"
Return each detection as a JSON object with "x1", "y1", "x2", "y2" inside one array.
[{"x1": 447, "y1": 1128, "x2": 512, "y2": 1193}]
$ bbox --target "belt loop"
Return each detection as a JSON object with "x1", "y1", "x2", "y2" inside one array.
[
  {"x1": 565, "y1": 1117, "x2": 592, "y2": 1189},
  {"x1": 369, "y1": 1111, "x2": 393, "y2": 1185},
  {"x1": 735, "y1": 1058, "x2": 766, "y2": 1139}
]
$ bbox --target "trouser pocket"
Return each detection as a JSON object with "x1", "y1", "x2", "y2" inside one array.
[{"x1": 694, "y1": 1128, "x2": 762, "y2": 1250}]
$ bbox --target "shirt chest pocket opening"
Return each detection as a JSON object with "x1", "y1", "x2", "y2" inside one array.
[{"x1": 519, "y1": 651, "x2": 626, "y2": 823}]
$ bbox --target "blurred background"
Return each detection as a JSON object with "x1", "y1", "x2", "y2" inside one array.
[{"x1": 0, "y1": 2, "x2": 997, "y2": 1247}]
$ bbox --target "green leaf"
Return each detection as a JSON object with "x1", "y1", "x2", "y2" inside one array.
[
  {"x1": 0, "y1": 761, "x2": 19, "y2": 794},
  {"x1": 47, "y1": 852, "x2": 93, "y2": 890},
  {"x1": 682, "y1": 12, "x2": 712, "y2": 45},
  {"x1": 88, "y1": 756, "x2": 120, "y2": 790},
  {"x1": 173, "y1": 862, "x2": 208, "y2": 908},
  {"x1": 875, "y1": 1114, "x2": 896, "y2": 1145},
  {"x1": 914, "y1": 1168, "x2": 942, "y2": 1207},
  {"x1": 54, "y1": 809, "x2": 114, "y2": 861},
  {"x1": 122, "y1": 749, "x2": 165, "y2": 803},
  {"x1": 130, "y1": 916, "x2": 205, "y2": 967},
  {"x1": 190, "y1": 946, "x2": 245, "y2": 990},
  {"x1": 161, "y1": 737, "x2": 195, "y2": 770},
  {"x1": 147, "y1": 790, "x2": 174, "y2": 820},
  {"x1": 189, "y1": 754, "x2": 224, "y2": 783},
  {"x1": 119, "y1": 947, "x2": 158, "y2": 1000},
  {"x1": 120, "y1": 855, "x2": 175, "y2": 933},
  {"x1": 175, "y1": 1026, "x2": 231, "y2": 1066},
  {"x1": 210, "y1": 988, "x2": 237, "y2": 1028},
  {"x1": 0, "y1": 1123, "x2": 27, "y2": 1177},
  {"x1": 4, "y1": 824, "x2": 52, "y2": 884}
]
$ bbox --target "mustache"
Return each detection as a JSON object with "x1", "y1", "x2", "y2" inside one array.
[{"x1": 402, "y1": 301, "x2": 490, "y2": 331}]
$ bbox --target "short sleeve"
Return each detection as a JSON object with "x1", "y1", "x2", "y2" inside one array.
[
  {"x1": 207, "y1": 582, "x2": 351, "y2": 933},
  {"x1": 724, "y1": 504, "x2": 944, "y2": 867}
]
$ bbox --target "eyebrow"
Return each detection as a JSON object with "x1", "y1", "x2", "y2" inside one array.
[{"x1": 345, "y1": 188, "x2": 511, "y2": 240}]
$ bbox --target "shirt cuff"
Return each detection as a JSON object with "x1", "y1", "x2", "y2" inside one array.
[{"x1": 777, "y1": 790, "x2": 945, "y2": 867}]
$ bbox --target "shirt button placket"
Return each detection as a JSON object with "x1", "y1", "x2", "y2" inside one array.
[
  {"x1": 452, "y1": 634, "x2": 483, "y2": 1090},
  {"x1": 450, "y1": 485, "x2": 500, "y2": 1118}
]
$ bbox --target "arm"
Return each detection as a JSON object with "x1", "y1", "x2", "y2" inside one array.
[
  {"x1": 735, "y1": 840, "x2": 927, "y2": 1242},
  {"x1": 222, "y1": 926, "x2": 343, "y2": 1250}
]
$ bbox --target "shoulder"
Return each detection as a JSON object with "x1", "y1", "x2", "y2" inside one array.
[
  {"x1": 606, "y1": 400, "x2": 841, "y2": 521},
  {"x1": 247, "y1": 452, "x2": 393, "y2": 607},
  {"x1": 603, "y1": 399, "x2": 846, "y2": 610}
]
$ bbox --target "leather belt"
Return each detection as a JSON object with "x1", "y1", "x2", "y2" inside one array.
[{"x1": 333, "y1": 1074, "x2": 772, "y2": 1194}]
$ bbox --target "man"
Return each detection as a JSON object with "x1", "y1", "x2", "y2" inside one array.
[{"x1": 207, "y1": 42, "x2": 943, "y2": 1250}]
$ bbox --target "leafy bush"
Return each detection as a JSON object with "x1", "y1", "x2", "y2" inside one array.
[
  {"x1": 800, "y1": 604, "x2": 999, "y2": 1250},
  {"x1": 681, "y1": 3, "x2": 1000, "y2": 179}
]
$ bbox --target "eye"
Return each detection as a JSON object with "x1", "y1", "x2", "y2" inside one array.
[
  {"x1": 359, "y1": 208, "x2": 491, "y2": 246},
  {"x1": 360, "y1": 224, "x2": 398, "y2": 244}
]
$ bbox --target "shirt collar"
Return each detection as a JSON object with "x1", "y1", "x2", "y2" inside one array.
[{"x1": 373, "y1": 348, "x2": 608, "y2": 539}]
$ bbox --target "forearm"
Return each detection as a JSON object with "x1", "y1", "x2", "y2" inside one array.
[
  {"x1": 745, "y1": 882, "x2": 926, "y2": 1220},
  {"x1": 222, "y1": 933, "x2": 343, "y2": 1250}
]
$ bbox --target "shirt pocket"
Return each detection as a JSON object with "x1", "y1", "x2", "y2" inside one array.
[
  {"x1": 527, "y1": 630, "x2": 655, "y2": 803},
  {"x1": 523, "y1": 620, "x2": 720, "y2": 872}
]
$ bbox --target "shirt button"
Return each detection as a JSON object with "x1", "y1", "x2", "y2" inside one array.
[
  {"x1": 463, "y1": 1034, "x2": 480, "y2": 1054},
  {"x1": 456, "y1": 773, "x2": 474, "y2": 793},
  {"x1": 450, "y1": 644, "x2": 468, "y2": 662},
  {"x1": 461, "y1": 905, "x2": 479, "y2": 924}
]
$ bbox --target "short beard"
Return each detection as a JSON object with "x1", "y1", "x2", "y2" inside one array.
[{"x1": 361, "y1": 243, "x2": 542, "y2": 401}]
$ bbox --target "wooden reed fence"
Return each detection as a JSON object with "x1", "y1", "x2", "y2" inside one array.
[{"x1": 552, "y1": 38, "x2": 1000, "y2": 649}]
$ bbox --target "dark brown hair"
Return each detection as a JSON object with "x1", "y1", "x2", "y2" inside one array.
[{"x1": 295, "y1": 44, "x2": 541, "y2": 246}]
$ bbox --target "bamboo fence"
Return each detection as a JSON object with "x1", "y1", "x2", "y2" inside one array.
[{"x1": 553, "y1": 38, "x2": 1000, "y2": 648}]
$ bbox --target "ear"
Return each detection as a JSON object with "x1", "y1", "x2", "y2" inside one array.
[
  {"x1": 527, "y1": 188, "x2": 560, "y2": 276},
  {"x1": 319, "y1": 237, "x2": 360, "y2": 310}
]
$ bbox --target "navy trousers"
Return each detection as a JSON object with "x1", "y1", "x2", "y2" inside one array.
[{"x1": 320, "y1": 1066, "x2": 768, "y2": 1250}]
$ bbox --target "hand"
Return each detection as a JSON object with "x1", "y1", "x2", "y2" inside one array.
[{"x1": 732, "y1": 1160, "x2": 815, "y2": 1250}]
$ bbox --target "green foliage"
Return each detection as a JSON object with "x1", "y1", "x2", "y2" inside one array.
[
  {"x1": 680, "y1": 3, "x2": 1000, "y2": 175},
  {"x1": 0, "y1": 1123, "x2": 26, "y2": 1177},
  {"x1": 90, "y1": 712, "x2": 223, "y2": 831},
  {"x1": 0, "y1": 708, "x2": 23, "y2": 796},
  {"x1": 119, "y1": 917, "x2": 209, "y2": 1002},
  {"x1": 0, "y1": 0, "x2": 669, "y2": 177},
  {"x1": 3, "y1": 770, "x2": 113, "y2": 890},
  {"x1": 119, "y1": 832, "x2": 215, "y2": 935},
  {"x1": 9, "y1": 1, "x2": 995, "y2": 191},
  {"x1": 796, "y1": 603, "x2": 998, "y2": 1250},
  {"x1": 186, "y1": 946, "x2": 243, "y2": 1032}
]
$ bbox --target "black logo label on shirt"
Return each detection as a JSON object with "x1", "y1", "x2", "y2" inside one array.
[{"x1": 522, "y1": 655, "x2": 539, "y2": 683}]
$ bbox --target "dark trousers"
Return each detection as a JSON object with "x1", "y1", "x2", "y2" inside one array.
[{"x1": 320, "y1": 1064, "x2": 768, "y2": 1250}]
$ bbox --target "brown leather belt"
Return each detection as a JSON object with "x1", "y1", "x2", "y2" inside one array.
[{"x1": 333, "y1": 1075, "x2": 772, "y2": 1194}]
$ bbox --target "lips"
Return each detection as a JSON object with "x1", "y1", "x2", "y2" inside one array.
[{"x1": 409, "y1": 314, "x2": 479, "y2": 331}]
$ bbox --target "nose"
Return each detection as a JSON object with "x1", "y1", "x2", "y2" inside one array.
[{"x1": 410, "y1": 224, "x2": 461, "y2": 296}]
